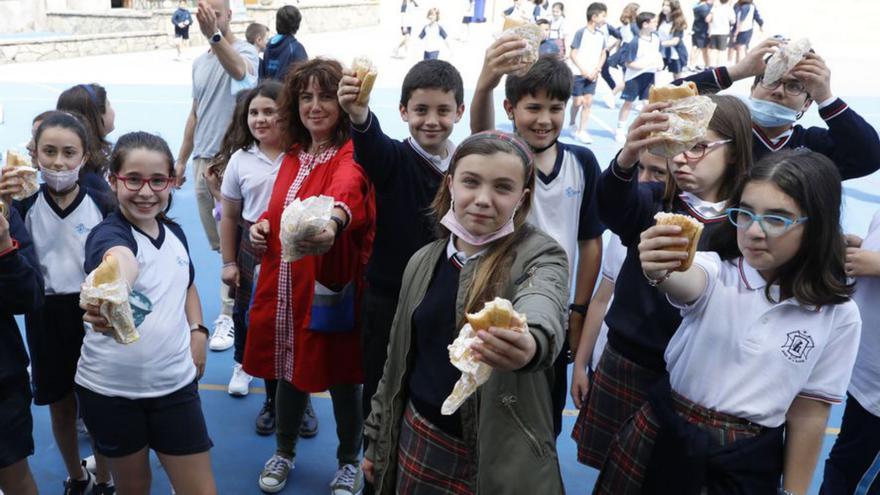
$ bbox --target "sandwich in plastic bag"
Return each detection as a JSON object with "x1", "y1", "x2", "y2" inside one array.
[
  {"x1": 80, "y1": 254, "x2": 140, "y2": 344},
  {"x1": 647, "y1": 82, "x2": 718, "y2": 158},
  {"x1": 279, "y1": 195, "x2": 335, "y2": 262}
]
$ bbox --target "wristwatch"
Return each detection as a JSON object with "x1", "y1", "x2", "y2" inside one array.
[
  {"x1": 330, "y1": 216, "x2": 345, "y2": 238},
  {"x1": 190, "y1": 323, "x2": 209, "y2": 337},
  {"x1": 569, "y1": 303, "x2": 587, "y2": 315},
  {"x1": 209, "y1": 30, "x2": 222, "y2": 44}
]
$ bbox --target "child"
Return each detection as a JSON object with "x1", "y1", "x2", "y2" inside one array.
[
  {"x1": 471, "y1": 53, "x2": 604, "y2": 437},
  {"x1": 394, "y1": 0, "x2": 419, "y2": 58},
  {"x1": 537, "y1": 19, "x2": 561, "y2": 58},
  {"x1": 503, "y1": 0, "x2": 533, "y2": 25},
  {"x1": 568, "y1": 2, "x2": 608, "y2": 144},
  {"x1": 418, "y1": 8, "x2": 451, "y2": 60},
  {"x1": 615, "y1": 11, "x2": 662, "y2": 142},
  {"x1": 337, "y1": 59, "x2": 465, "y2": 483},
  {"x1": 533, "y1": 0, "x2": 551, "y2": 21},
  {"x1": 574, "y1": 95, "x2": 753, "y2": 471},
  {"x1": 0, "y1": 200, "x2": 43, "y2": 495},
  {"x1": 708, "y1": 0, "x2": 735, "y2": 67},
  {"x1": 731, "y1": 0, "x2": 763, "y2": 62},
  {"x1": 691, "y1": 0, "x2": 712, "y2": 69},
  {"x1": 80, "y1": 132, "x2": 216, "y2": 494},
  {"x1": 171, "y1": 0, "x2": 193, "y2": 60},
  {"x1": 618, "y1": 2, "x2": 640, "y2": 45},
  {"x1": 245, "y1": 22, "x2": 270, "y2": 53},
  {"x1": 597, "y1": 149, "x2": 861, "y2": 494},
  {"x1": 362, "y1": 131, "x2": 569, "y2": 494},
  {"x1": 57, "y1": 83, "x2": 116, "y2": 194},
  {"x1": 548, "y1": 2, "x2": 567, "y2": 54},
  {"x1": 658, "y1": 0, "x2": 688, "y2": 79},
  {"x1": 13, "y1": 112, "x2": 115, "y2": 495},
  {"x1": 459, "y1": 0, "x2": 474, "y2": 41},
  {"x1": 820, "y1": 211, "x2": 880, "y2": 494},
  {"x1": 260, "y1": 5, "x2": 307, "y2": 81}
]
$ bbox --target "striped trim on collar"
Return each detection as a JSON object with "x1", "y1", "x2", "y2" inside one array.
[
  {"x1": 675, "y1": 195, "x2": 727, "y2": 223},
  {"x1": 752, "y1": 124, "x2": 793, "y2": 151}
]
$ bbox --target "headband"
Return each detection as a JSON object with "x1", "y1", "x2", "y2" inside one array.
[
  {"x1": 79, "y1": 84, "x2": 99, "y2": 105},
  {"x1": 453, "y1": 130, "x2": 535, "y2": 170}
]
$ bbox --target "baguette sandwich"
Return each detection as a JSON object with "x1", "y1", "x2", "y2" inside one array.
[
  {"x1": 4, "y1": 150, "x2": 39, "y2": 200},
  {"x1": 352, "y1": 56, "x2": 378, "y2": 106},
  {"x1": 653, "y1": 212, "x2": 704, "y2": 271},
  {"x1": 647, "y1": 82, "x2": 717, "y2": 158}
]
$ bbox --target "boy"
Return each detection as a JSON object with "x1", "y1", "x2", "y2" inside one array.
[
  {"x1": 260, "y1": 5, "x2": 307, "y2": 81},
  {"x1": 537, "y1": 19, "x2": 561, "y2": 59},
  {"x1": 337, "y1": 60, "x2": 465, "y2": 490},
  {"x1": 245, "y1": 22, "x2": 269, "y2": 53},
  {"x1": 615, "y1": 11, "x2": 662, "y2": 142},
  {"x1": 677, "y1": 38, "x2": 880, "y2": 180},
  {"x1": 171, "y1": 0, "x2": 192, "y2": 61},
  {"x1": 471, "y1": 47, "x2": 604, "y2": 437},
  {"x1": 568, "y1": 2, "x2": 608, "y2": 144},
  {"x1": 691, "y1": 0, "x2": 712, "y2": 69}
]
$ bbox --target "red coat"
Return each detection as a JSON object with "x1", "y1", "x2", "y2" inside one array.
[{"x1": 243, "y1": 141, "x2": 375, "y2": 392}]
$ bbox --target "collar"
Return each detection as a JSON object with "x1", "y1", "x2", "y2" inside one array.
[
  {"x1": 752, "y1": 124, "x2": 793, "y2": 150},
  {"x1": 737, "y1": 256, "x2": 767, "y2": 290},
  {"x1": 679, "y1": 192, "x2": 727, "y2": 219},
  {"x1": 246, "y1": 144, "x2": 284, "y2": 166},
  {"x1": 446, "y1": 236, "x2": 486, "y2": 268},
  {"x1": 408, "y1": 137, "x2": 455, "y2": 173}
]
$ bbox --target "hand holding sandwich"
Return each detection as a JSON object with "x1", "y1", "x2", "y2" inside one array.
[
  {"x1": 337, "y1": 56, "x2": 377, "y2": 126},
  {"x1": 638, "y1": 215, "x2": 708, "y2": 304},
  {"x1": 616, "y1": 102, "x2": 671, "y2": 169},
  {"x1": 470, "y1": 326, "x2": 536, "y2": 372}
]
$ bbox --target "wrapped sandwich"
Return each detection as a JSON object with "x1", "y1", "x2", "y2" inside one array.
[
  {"x1": 646, "y1": 82, "x2": 717, "y2": 158},
  {"x1": 80, "y1": 254, "x2": 140, "y2": 344},
  {"x1": 0, "y1": 198, "x2": 7, "y2": 219},
  {"x1": 764, "y1": 38, "x2": 811, "y2": 86},
  {"x1": 4, "y1": 150, "x2": 39, "y2": 200},
  {"x1": 442, "y1": 298, "x2": 528, "y2": 415},
  {"x1": 653, "y1": 212, "x2": 704, "y2": 271},
  {"x1": 352, "y1": 56, "x2": 378, "y2": 106},
  {"x1": 500, "y1": 17, "x2": 543, "y2": 76},
  {"x1": 279, "y1": 195, "x2": 335, "y2": 262}
]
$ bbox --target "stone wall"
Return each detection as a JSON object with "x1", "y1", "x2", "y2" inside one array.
[{"x1": 0, "y1": 31, "x2": 168, "y2": 64}]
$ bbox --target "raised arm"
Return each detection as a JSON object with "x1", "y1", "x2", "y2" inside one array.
[
  {"x1": 638, "y1": 224, "x2": 708, "y2": 304},
  {"x1": 195, "y1": 1, "x2": 252, "y2": 81},
  {"x1": 471, "y1": 36, "x2": 529, "y2": 133}
]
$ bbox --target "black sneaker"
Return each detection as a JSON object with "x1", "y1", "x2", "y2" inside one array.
[
  {"x1": 63, "y1": 464, "x2": 95, "y2": 495},
  {"x1": 93, "y1": 482, "x2": 116, "y2": 495},
  {"x1": 256, "y1": 397, "x2": 276, "y2": 436},
  {"x1": 299, "y1": 397, "x2": 318, "y2": 438}
]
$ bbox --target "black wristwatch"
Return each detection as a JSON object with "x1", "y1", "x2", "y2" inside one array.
[
  {"x1": 190, "y1": 323, "x2": 209, "y2": 338},
  {"x1": 330, "y1": 216, "x2": 345, "y2": 238},
  {"x1": 569, "y1": 303, "x2": 587, "y2": 315},
  {"x1": 209, "y1": 30, "x2": 222, "y2": 44}
]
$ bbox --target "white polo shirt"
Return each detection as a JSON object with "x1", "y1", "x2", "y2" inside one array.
[
  {"x1": 591, "y1": 233, "x2": 627, "y2": 369},
  {"x1": 849, "y1": 210, "x2": 880, "y2": 418},
  {"x1": 221, "y1": 145, "x2": 284, "y2": 223},
  {"x1": 665, "y1": 252, "x2": 862, "y2": 428},
  {"x1": 569, "y1": 26, "x2": 606, "y2": 75}
]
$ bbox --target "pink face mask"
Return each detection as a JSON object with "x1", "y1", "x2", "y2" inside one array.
[{"x1": 439, "y1": 189, "x2": 522, "y2": 246}]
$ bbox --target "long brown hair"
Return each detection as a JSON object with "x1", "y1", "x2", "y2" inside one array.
[
  {"x1": 277, "y1": 58, "x2": 351, "y2": 152},
  {"x1": 660, "y1": 0, "x2": 687, "y2": 32},
  {"x1": 430, "y1": 131, "x2": 536, "y2": 316},
  {"x1": 620, "y1": 2, "x2": 640, "y2": 24},
  {"x1": 662, "y1": 94, "x2": 753, "y2": 208},
  {"x1": 57, "y1": 83, "x2": 111, "y2": 177}
]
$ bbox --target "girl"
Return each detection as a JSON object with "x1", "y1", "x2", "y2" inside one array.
[
  {"x1": 532, "y1": 0, "x2": 551, "y2": 21},
  {"x1": 394, "y1": 0, "x2": 419, "y2": 58},
  {"x1": 731, "y1": 0, "x2": 763, "y2": 63},
  {"x1": 658, "y1": 0, "x2": 688, "y2": 79},
  {"x1": 596, "y1": 149, "x2": 861, "y2": 494},
  {"x1": 572, "y1": 95, "x2": 753, "y2": 470},
  {"x1": 243, "y1": 58, "x2": 375, "y2": 495},
  {"x1": 820, "y1": 210, "x2": 880, "y2": 494},
  {"x1": 419, "y1": 7, "x2": 451, "y2": 61},
  {"x1": 6, "y1": 112, "x2": 115, "y2": 495},
  {"x1": 618, "y1": 2, "x2": 640, "y2": 45},
  {"x1": 57, "y1": 83, "x2": 116, "y2": 194},
  {"x1": 79, "y1": 132, "x2": 216, "y2": 495},
  {"x1": 459, "y1": 0, "x2": 474, "y2": 42},
  {"x1": 548, "y1": 2, "x2": 566, "y2": 55},
  {"x1": 362, "y1": 131, "x2": 569, "y2": 494}
]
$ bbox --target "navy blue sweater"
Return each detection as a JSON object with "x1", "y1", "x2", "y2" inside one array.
[
  {"x1": 677, "y1": 67, "x2": 880, "y2": 181},
  {"x1": 599, "y1": 160, "x2": 726, "y2": 372},
  {"x1": 259, "y1": 34, "x2": 308, "y2": 82},
  {"x1": 0, "y1": 209, "x2": 44, "y2": 386},
  {"x1": 350, "y1": 111, "x2": 445, "y2": 297}
]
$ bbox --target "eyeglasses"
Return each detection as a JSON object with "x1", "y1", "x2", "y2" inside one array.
[
  {"x1": 758, "y1": 78, "x2": 807, "y2": 96},
  {"x1": 113, "y1": 175, "x2": 175, "y2": 192},
  {"x1": 682, "y1": 139, "x2": 732, "y2": 162},
  {"x1": 726, "y1": 208, "x2": 808, "y2": 237}
]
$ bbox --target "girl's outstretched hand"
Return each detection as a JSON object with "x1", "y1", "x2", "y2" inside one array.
[{"x1": 638, "y1": 224, "x2": 689, "y2": 280}]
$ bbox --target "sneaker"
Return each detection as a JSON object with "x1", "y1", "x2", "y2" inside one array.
[
  {"x1": 209, "y1": 314, "x2": 235, "y2": 351},
  {"x1": 93, "y1": 482, "x2": 116, "y2": 494},
  {"x1": 615, "y1": 128, "x2": 628, "y2": 143},
  {"x1": 574, "y1": 130, "x2": 593, "y2": 144},
  {"x1": 83, "y1": 455, "x2": 96, "y2": 474},
  {"x1": 256, "y1": 397, "x2": 276, "y2": 436},
  {"x1": 299, "y1": 398, "x2": 319, "y2": 438},
  {"x1": 258, "y1": 454, "x2": 293, "y2": 493},
  {"x1": 330, "y1": 463, "x2": 363, "y2": 495},
  {"x1": 77, "y1": 417, "x2": 89, "y2": 436},
  {"x1": 228, "y1": 363, "x2": 252, "y2": 397},
  {"x1": 63, "y1": 464, "x2": 95, "y2": 495}
]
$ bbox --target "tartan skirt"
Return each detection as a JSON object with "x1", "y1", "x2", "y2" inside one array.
[
  {"x1": 594, "y1": 390, "x2": 764, "y2": 495},
  {"x1": 571, "y1": 344, "x2": 663, "y2": 468},
  {"x1": 234, "y1": 219, "x2": 258, "y2": 313},
  {"x1": 396, "y1": 401, "x2": 475, "y2": 495}
]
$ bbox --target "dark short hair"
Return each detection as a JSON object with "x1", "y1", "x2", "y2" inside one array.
[
  {"x1": 400, "y1": 59, "x2": 464, "y2": 107},
  {"x1": 110, "y1": 132, "x2": 177, "y2": 222},
  {"x1": 275, "y1": 5, "x2": 302, "y2": 35},
  {"x1": 636, "y1": 11, "x2": 656, "y2": 28},
  {"x1": 587, "y1": 2, "x2": 607, "y2": 20},
  {"x1": 245, "y1": 23, "x2": 269, "y2": 44},
  {"x1": 34, "y1": 111, "x2": 90, "y2": 159},
  {"x1": 504, "y1": 55, "x2": 573, "y2": 106},
  {"x1": 536, "y1": 18, "x2": 551, "y2": 26}
]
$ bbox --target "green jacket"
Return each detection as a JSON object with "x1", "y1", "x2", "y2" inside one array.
[{"x1": 365, "y1": 226, "x2": 570, "y2": 494}]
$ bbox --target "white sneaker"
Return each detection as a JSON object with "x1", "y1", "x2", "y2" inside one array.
[
  {"x1": 574, "y1": 130, "x2": 593, "y2": 144},
  {"x1": 209, "y1": 315, "x2": 235, "y2": 351},
  {"x1": 330, "y1": 463, "x2": 363, "y2": 495},
  {"x1": 604, "y1": 92, "x2": 617, "y2": 109},
  {"x1": 83, "y1": 455, "x2": 96, "y2": 474},
  {"x1": 616, "y1": 128, "x2": 628, "y2": 143},
  {"x1": 259, "y1": 454, "x2": 293, "y2": 493},
  {"x1": 228, "y1": 363, "x2": 252, "y2": 397}
]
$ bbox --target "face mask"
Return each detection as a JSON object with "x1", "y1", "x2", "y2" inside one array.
[
  {"x1": 746, "y1": 96, "x2": 800, "y2": 128},
  {"x1": 440, "y1": 189, "x2": 522, "y2": 246},
  {"x1": 39, "y1": 161, "x2": 83, "y2": 193}
]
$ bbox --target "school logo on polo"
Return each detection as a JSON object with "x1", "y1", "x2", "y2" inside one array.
[{"x1": 781, "y1": 330, "x2": 815, "y2": 363}]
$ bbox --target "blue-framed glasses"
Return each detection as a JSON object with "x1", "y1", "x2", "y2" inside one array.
[{"x1": 726, "y1": 208, "x2": 808, "y2": 237}]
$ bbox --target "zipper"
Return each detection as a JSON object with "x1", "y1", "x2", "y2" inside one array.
[
  {"x1": 500, "y1": 395, "x2": 544, "y2": 458},
  {"x1": 514, "y1": 266, "x2": 538, "y2": 287}
]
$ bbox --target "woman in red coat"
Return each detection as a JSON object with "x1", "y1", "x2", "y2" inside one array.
[{"x1": 243, "y1": 58, "x2": 376, "y2": 495}]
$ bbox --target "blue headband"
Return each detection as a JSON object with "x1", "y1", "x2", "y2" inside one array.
[{"x1": 79, "y1": 84, "x2": 98, "y2": 105}]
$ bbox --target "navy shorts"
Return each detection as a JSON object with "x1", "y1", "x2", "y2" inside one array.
[
  {"x1": 0, "y1": 374, "x2": 34, "y2": 469},
  {"x1": 25, "y1": 293, "x2": 86, "y2": 405},
  {"x1": 622, "y1": 73, "x2": 655, "y2": 102},
  {"x1": 819, "y1": 394, "x2": 880, "y2": 495},
  {"x1": 709, "y1": 34, "x2": 729, "y2": 50},
  {"x1": 692, "y1": 32, "x2": 709, "y2": 48},
  {"x1": 666, "y1": 59, "x2": 683, "y2": 74},
  {"x1": 734, "y1": 30, "x2": 753, "y2": 47},
  {"x1": 174, "y1": 26, "x2": 189, "y2": 40},
  {"x1": 76, "y1": 380, "x2": 213, "y2": 458},
  {"x1": 424, "y1": 51, "x2": 440, "y2": 60},
  {"x1": 573, "y1": 76, "x2": 598, "y2": 97}
]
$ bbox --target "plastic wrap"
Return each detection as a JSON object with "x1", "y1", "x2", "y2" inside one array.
[
  {"x1": 764, "y1": 38, "x2": 811, "y2": 85},
  {"x1": 500, "y1": 23, "x2": 543, "y2": 76},
  {"x1": 352, "y1": 56, "x2": 378, "y2": 105},
  {"x1": 4, "y1": 151, "x2": 39, "y2": 201},
  {"x1": 279, "y1": 195, "x2": 335, "y2": 262},
  {"x1": 648, "y1": 96, "x2": 718, "y2": 158},
  {"x1": 80, "y1": 263, "x2": 140, "y2": 345}
]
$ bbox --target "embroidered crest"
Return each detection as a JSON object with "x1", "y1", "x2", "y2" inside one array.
[
  {"x1": 75, "y1": 223, "x2": 90, "y2": 235},
  {"x1": 781, "y1": 330, "x2": 814, "y2": 363}
]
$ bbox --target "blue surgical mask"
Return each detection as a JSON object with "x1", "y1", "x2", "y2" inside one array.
[{"x1": 745, "y1": 96, "x2": 800, "y2": 128}]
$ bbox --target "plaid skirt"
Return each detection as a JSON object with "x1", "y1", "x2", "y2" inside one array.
[
  {"x1": 571, "y1": 344, "x2": 663, "y2": 468},
  {"x1": 234, "y1": 219, "x2": 258, "y2": 313},
  {"x1": 396, "y1": 401, "x2": 475, "y2": 495},
  {"x1": 594, "y1": 391, "x2": 764, "y2": 495}
]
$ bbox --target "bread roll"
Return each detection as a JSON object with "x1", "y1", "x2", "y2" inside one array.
[
  {"x1": 5, "y1": 150, "x2": 30, "y2": 167},
  {"x1": 653, "y1": 212, "x2": 704, "y2": 271},
  {"x1": 352, "y1": 56, "x2": 377, "y2": 106},
  {"x1": 499, "y1": 22, "x2": 543, "y2": 75},
  {"x1": 0, "y1": 199, "x2": 7, "y2": 219},
  {"x1": 646, "y1": 83, "x2": 717, "y2": 158},
  {"x1": 502, "y1": 15, "x2": 527, "y2": 31},
  {"x1": 4, "y1": 151, "x2": 39, "y2": 201},
  {"x1": 466, "y1": 297, "x2": 526, "y2": 331},
  {"x1": 648, "y1": 81, "x2": 698, "y2": 104},
  {"x1": 93, "y1": 254, "x2": 121, "y2": 286}
]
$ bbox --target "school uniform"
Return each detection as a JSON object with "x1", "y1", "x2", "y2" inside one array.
[
  {"x1": 597, "y1": 252, "x2": 862, "y2": 494},
  {"x1": 676, "y1": 67, "x2": 880, "y2": 180},
  {"x1": 0, "y1": 209, "x2": 43, "y2": 469},
  {"x1": 75, "y1": 212, "x2": 211, "y2": 458},
  {"x1": 618, "y1": 33, "x2": 662, "y2": 101},
  {"x1": 708, "y1": 2, "x2": 735, "y2": 50},
  {"x1": 418, "y1": 22, "x2": 448, "y2": 60},
  {"x1": 821, "y1": 210, "x2": 880, "y2": 495},
  {"x1": 692, "y1": 2, "x2": 711, "y2": 48},
  {"x1": 569, "y1": 26, "x2": 607, "y2": 96},
  {"x1": 659, "y1": 21, "x2": 688, "y2": 74},
  {"x1": 733, "y1": 2, "x2": 763, "y2": 47},
  {"x1": 14, "y1": 185, "x2": 113, "y2": 406}
]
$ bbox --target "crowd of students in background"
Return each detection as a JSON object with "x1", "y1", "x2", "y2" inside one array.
[{"x1": 2, "y1": 0, "x2": 880, "y2": 494}]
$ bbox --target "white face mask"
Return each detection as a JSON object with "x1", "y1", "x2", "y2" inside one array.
[
  {"x1": 39, "y1": 160, "x2": 83, "y2": 193},
  {"x1": 440, "y1": 188, "x2": 522, "y2": 246}
]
